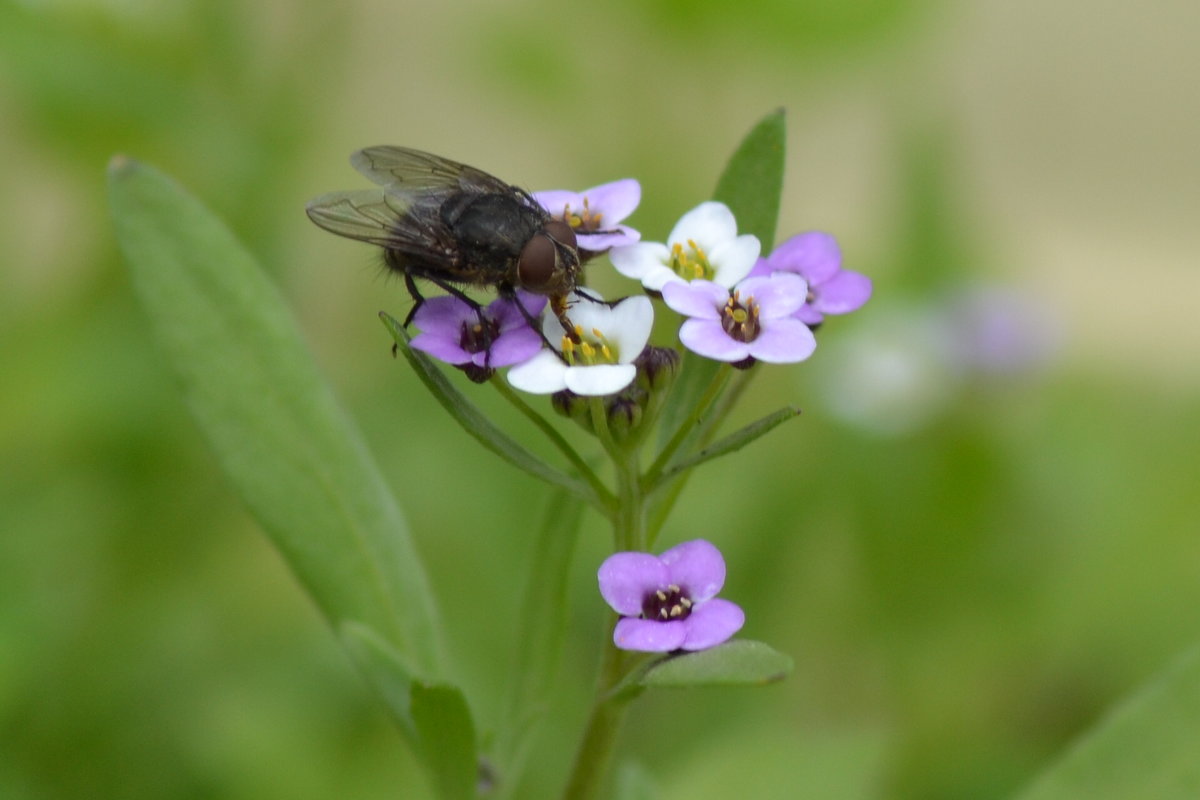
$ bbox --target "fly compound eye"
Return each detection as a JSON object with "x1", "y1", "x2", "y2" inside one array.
[
  {"x1": 544, "y1": 219, "x2": 577, "y2": 250},
  {"x1": 518, "y1": 233, "x2": 558, "y2": 291}
]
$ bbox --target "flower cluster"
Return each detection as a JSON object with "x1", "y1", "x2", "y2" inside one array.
[{"x1": 400, "y1": 176, "x2": 872, "y2": 654}]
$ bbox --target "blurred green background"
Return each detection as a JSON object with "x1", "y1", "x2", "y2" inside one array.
[{"x1": 2, "y1": 0, "x2": 1198, "y2": 797}]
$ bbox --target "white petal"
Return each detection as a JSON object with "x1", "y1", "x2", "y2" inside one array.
[
  {"x1": 668, "y1": 201, "x2": 737, "y2": 251},
  {"x1": 506, "y1": 350, "x2": 568, "y2": 394},
  {"x1": 610, "y1": 242, "x2": 669, "y2": 280},
  {"x1": 605, "y1": 295, "x2": 654, "y2": 363},
  {"x1": 641, "y1": 267, "x2": 685, "y2": 292},
  {"x1": 564, "y1": 364, "x2": 636, "y2": 395},
  {"x1": 709, "y1": 234, "x2": 761, "y2": 287}
]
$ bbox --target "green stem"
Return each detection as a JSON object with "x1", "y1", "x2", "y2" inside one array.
[
  {"x1": 642, "y1": 363, "x2": 732, "y2": 491},
  {"x1": 559, "y1": 638, "x2": 637, "y2": 800},
  {"x1": 491, "y1": 376, "x2": 616, "y2": 516}
]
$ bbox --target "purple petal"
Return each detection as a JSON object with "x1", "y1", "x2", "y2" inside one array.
[
  {"x1": 661, "y1": 280, "x2": 725, "y2": 320},
  {"x1": 813, "y1": 270, "x2": 872, "y2": 315},
  {"x1": 767, "y1": 232, "x2": 841, "y2": 284},
  {"x1": 598, "y1": 551, "x2": 667, "y2": 615},
  {"x1": 680, "y1": 598, "x2": 744, "y2": 650},
  {"x1": 747, "y1": 257, "x2": 773, "y2": 280},
  {"x1": 737, "y1": 274, "x2": 808, "y2": 319},
  {"x1": 748, "y1": 318, "x2": 817, "y2": 363},
  {"x1": 794, "y1": 305, "x2": 825, "y2": 326},
  {"x1": 409, "y1": 332, "x2": 472, "y2": 365},
  {"x1": 613, "y1": 617, "x2": 687, "y2": 652},
  {"x1": 583, "y1": 178, "x2": 641, "y2": 223},
  {"x1": 659, "y1": 539, "x2": 725, "y2": 602},
  {"x1": 532, "y1": 190, "x2": 583, "y2": 216},
  {"x1": 578, "y1": 226, "x2": 641, "y2": 251},
  {"x1": 412, "y1": 295, "x2": 476, "y2": 338},
  {"x1": 486, "y1": 327, "x2": 543, "y2": 366},
  {"x1": 679, "y1": 319, "x2": 751, "y2": 362}
]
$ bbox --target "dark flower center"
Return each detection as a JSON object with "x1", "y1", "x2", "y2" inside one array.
[
  {"x1": 459, "y1": 316, "x2": 501, "y2": 354},
  {"x1": 641, "y1": 584, "x2": 693, "y2": 621},
  {"x1": 721, "y1": 290, "x2": 761, "y2": 342}
]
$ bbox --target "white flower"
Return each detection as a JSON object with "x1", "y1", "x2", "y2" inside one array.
[
  {"x1": 609, "y1": 201, "x2": 760, "y2": 292},
  {"x1": 507, "y1": 293, "x2": 654, "y2": 396}
]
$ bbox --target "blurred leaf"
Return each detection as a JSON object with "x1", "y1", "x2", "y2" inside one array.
[
  {"x1": 713, "y1": 107, "x2": 786, "y2": 252},
  {"x1": 498, "y1": 489, "x2": 586, "y2": 785},
  {"x1": 638, "y1": 640, "x2": 793, "y2": 688},
  {"x1": 339, "y1": 622, "x2": 419, "y2": 741},
  {"x1": 1014, "y1": 645, "x2": 1200, "y2": 800},
  {"x1": 652, "y1": 406, "x2": 801, "y2": 489},
  {"x1": 108, "y1": 158, "x2": 443, "y2": 680},
  {"x1": 614, "y1": 761, "x2": 659, "y2": 800},
  {"x1": 412, "y1": 682, "x2": 478, "y2": 800},
  {"x1": 381, "y1": 313, "x2": 597, "y2": 505}
]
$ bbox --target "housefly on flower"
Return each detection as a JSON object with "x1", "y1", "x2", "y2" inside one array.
[{"x1": 306, "y1": 146, "x2": 584, "y2": 341}]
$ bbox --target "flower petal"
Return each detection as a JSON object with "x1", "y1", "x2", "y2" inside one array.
[
  {"x1": 409, "y1": 332, "x2": 472, "y2": 365},
  {"x1": 737, "y1": 274, "x2": 808, "y2": 319},
  {"x1": 412, "y1": 295, "x2": 476, "y2": 338},
  {"x1": 578, "y1": 225, "x2": 640, "y2": 251},
  {"x1": 532, "y1": 189, "x2": 583, "y2": 216},
  {"x1": 613, "y1": 617, "x2": 687, "y2": 652},
  {"x1": 708, "y1": 234, "x2": 761, "y2": 288},
  {"x1": 680, "y1": 598, "x2": 744, "y2": 651},
  {"x1": 813, "y1": 269, "x2": 872, "y2": 315},
  {"x1": 610, "y1": 242, "x2": 669, "y2": 281},
  {"x1": 486, "y1": 327, "x2": 543, "y2": 366},
  {"x1": 679, "y1": 319, "x2": 751, "y2": 362},
  {"x1": 598, "y1": 551, "x2": 667, "y2": 615},
  {"x1": 584, "y1": 178, "x2": 641, "y2": 223},
  {"x1": 506, "y1": 350, "x2": 568, "y2": 393},
  {"x1": 668, "y1": 201, "x2": 737, "y2": 251},
  {"x1": 748, "y1": 318, "x2": 817, "y2": 363},
  {"x1": 767, "y1": 231, "x2": 841, "y2": 284},
  {"x1": 661, "y1": 280, "x2": 725, "y2": 320},
  {"x1": 659, "y1": 539, "x2": 726, "y2": 602},
  {"x1": 603, "y1": 295, "x2": 654, "y2": 363},
  {"x1": 564, "y1": 363, "x2": 636, "y2": 396}
]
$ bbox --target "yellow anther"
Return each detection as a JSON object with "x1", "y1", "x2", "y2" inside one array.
[
  {"x1": 656, "y1": 589, "x2": 667, "y2": 601},
  {"x1": 669, "y1": 606, "x2": 683, "y2": 618},
  {"x1": 680, "y1": 597, "x2": 692, "y2": 608}
]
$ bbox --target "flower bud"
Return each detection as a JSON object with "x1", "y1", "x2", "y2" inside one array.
[
  {"x1": 606, "y1": 395, "x2": 643, "y2": 442},
  {"x1": 634, "y1": 346, "x2": 680, "y2": 394}
]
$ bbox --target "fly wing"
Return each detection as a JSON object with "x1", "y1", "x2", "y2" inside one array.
[
  {"x1": 350, "y1": 146, "x2": 515, "y2": 195},
  {"x1": 305, "y1": 189, "x2": 455, "y2": 261}
]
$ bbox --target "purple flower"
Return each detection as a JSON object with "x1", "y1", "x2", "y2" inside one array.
[
  {"x1": 598, "y1": 539, "x2": 744, "y2": 652},
  {"x1": 750, "y1": 232, "x2": 872, "y2": 325},
  {"x1": 661, "y1": 274, "x2": 816, "y2": 364},
  {"x1": 409, "y1": 292, "x2": 547, "y2": 381},
  {"x1": 534, "y1": 179, "x2": 642, "y2": 252}
]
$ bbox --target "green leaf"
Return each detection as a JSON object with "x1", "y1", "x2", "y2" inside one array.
[
  {"x1": 497, "y1": 489, "x2": 586, "y2": 787},
  {"x1": 412, "y1": 682, "x2": 479, "y2": 800},
  {"x1": 712, "y1": 107, "x2": 786, "y2": 252},
  {"x1": 381, "y1": 312, "x2": 597, "y2": 505},
  {"x1": 108, "y1": 157, "x2": 442, "y2": 676},
  {"x1": 339, "y1": 622, "x2": 418, "y2": 741},
  {"x1": 650, "y1": 406, "x2": 800, "y2": 491},
  {"x1": 637, "y1": 640, "x2": 793, "y2": 689},
  {"x1": 1014, "y1": 644, "x2": 1200, "y2": 800}
]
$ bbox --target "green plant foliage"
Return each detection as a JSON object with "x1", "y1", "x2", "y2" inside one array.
[
  {"x1": 1015, "y1": 645, "x2": 1200, "y2": 800},
  {"x1": 639, "y1": 640, "x2": 794, "y2": 688},
  {"x1": 109, "y1": 156, "x2": 448, "y2": 715}
]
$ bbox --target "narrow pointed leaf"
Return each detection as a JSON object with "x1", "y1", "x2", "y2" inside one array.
[
  {"x1": 339, "y1": 622, "x2": 418, "y2": 741},
  {"x1": 412, "y1": 682, "x2": 478, "y2": 800},
  {"x1": 638, "y1": 640, "x2": 793, "y2": 689},
  {"x1": 382, "y1": 313, "x2": 594, "y2": 503},
  {"x1": 1015, "y1": 645, "x2": 1200, "y2": 800},
  {"x1": 108, "y1": 157, "x2": 443, "y2": 675},
  {"x1": 650, "y1": 406, "x2": 800, "y2": 491},
  {"x1": 713, "y1": 107, "x2": 786, "y2": 252}
]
